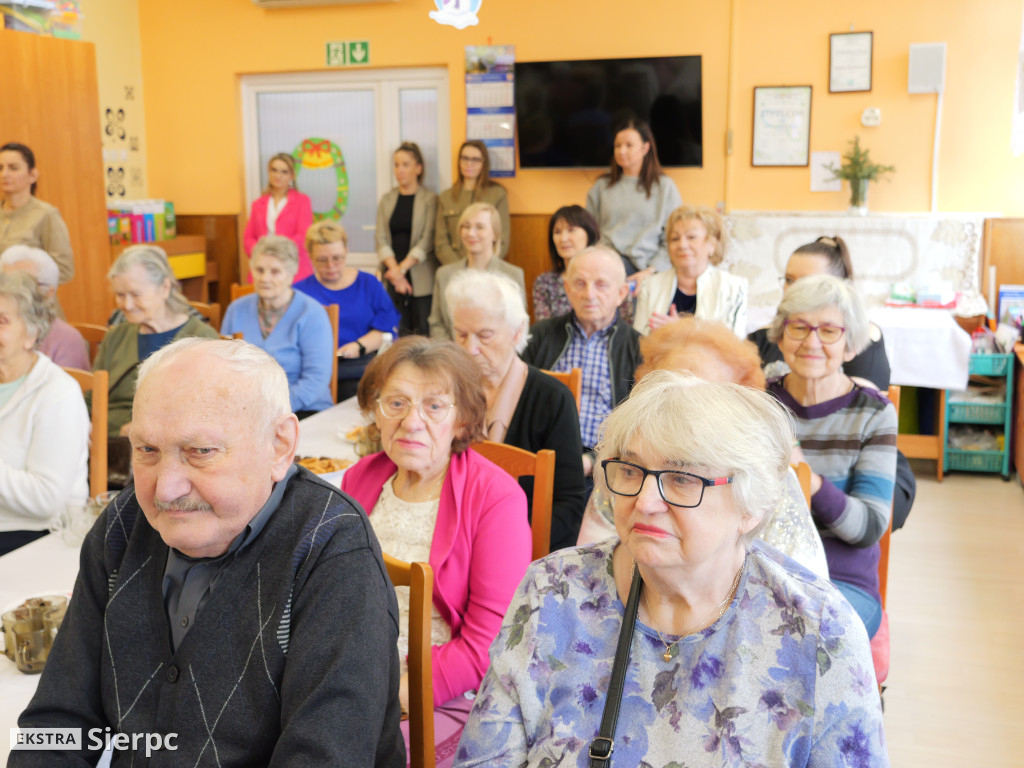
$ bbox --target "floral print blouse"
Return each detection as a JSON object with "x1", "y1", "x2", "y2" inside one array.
[
  {"x1": 532, "y1": 270, "x2": 572, "y2": 322},
  {"x1": 454, "y1": 539, "x2": 887, "y2": 768}
]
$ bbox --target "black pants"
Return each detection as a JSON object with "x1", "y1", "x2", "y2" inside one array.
[{"x1": 386, "y1": 284, "x2": 432, "y2": 337}]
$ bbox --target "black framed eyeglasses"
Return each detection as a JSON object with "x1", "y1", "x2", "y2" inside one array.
[{"x1": 601, "y1": 459, "x2": 734, "y2": 508}]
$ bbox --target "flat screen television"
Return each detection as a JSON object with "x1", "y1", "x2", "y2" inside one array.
[{"x1": 514, "y1": 55, "x2": 703, "y2": 169}]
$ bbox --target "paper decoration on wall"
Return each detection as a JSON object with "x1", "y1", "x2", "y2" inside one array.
[
  {"x1": 430, "y1": 0, "x2": 480, "y2": 30},
  {"x1": 105, "y1": 108, "x2": 127, "y2": 141},
  {"x1": 293, "y1": 138, "x2": 349, "y2": 221},
  {"x1": 465, "y1": 46, "x2": 515, "y2": 178},
  {"x1": 106, "y1": 167, "x2": 126, "y2": 198},
  {"x1": 1, "y1": 0, "x2": 80, "y2": 38}
]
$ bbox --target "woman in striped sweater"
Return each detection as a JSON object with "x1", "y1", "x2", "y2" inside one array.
[{"x1": 765, "y1": 275, "x2": 897, "y2": 639}]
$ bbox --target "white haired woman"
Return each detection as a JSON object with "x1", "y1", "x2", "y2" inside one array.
[
  {"x1": 766, "y1": 274, "x2": 897, "y2": 639},
  {"x1": 632, "y1": 205, "x2": 748, "y2": 337},
  {"x1": 0, "y1": 272, "x2": 88, "y2": 556},
  {"x1": 222, "y1": 235, "x2": 334, "y2": 419},
  {"x1": 94, "y1": 245, "x2": 219, "y2": 436},
  {"x1": 446, "y1": 269, "x2": 586, "y2": 551},
  {"x1": 428, "y1": 202, "x2": 524, "y2": 340},
  {"x1": 455, "y1": 371, "x2": 886, "y2": 767}
]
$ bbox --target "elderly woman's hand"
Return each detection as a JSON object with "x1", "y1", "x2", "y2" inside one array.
[
  {"x1": 338, "y1": 342, "x2": 363, "y2": 359},
  {"x1": 648, "y1": 304, "x2": 679, "y2": 331}
]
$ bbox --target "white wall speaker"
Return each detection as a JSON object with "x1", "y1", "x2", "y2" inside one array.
[{"x1": 908, "y1": 42, "x2": 947, "y2": 94}]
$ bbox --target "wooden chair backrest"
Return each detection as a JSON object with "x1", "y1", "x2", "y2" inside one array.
[
  {"x1": 382, "y1": 554, "x2": 435, "y2": 768},
  {"x1": 791, "y1": 462, "x2": 812, "y2": 508},
  {"x1": 63, "y1": 367, "x2": 108, "y2": 497},
  {"x1": 70, "y1": 322, "x2": 108, "y2": 366},
  {"x1": 542, "y1": 368, "x2": 582, "y2": 413},
  {"x1": 189, "y1": 300, "x2": 221, "y2": 332},
  {"x1": 877, "y1": 385, "x2": 900, "y2": 610},
  {"x1": 230, "y1": 282, "x2": 255, "y2": 303},
  {"x1": 471, "y1": 441, "x2": 555, "y2": 561},
  {"x1": 327, "y1": 304, "x2": 340, "y2": 402}
]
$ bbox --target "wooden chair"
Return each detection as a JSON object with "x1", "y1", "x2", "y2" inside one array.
[
  {"x1": 791, "y1": 461, "x2": 812, "y2": 508},
  {"x1": 230, "y1": 282, "x2": 255, "y2": 302},
  {"x1": 327, "y1": 304, "x2": 340, "y2": 402},
  {"x1": 70, "y1": 322, "x2": 107, "y2": 365},
  {"x1": 471, "y1": 441, "x2": 555, "y2": 561},
  {"x1": 382, "y1": 554, "x2": 435, "y2": 768},
  {"x1": 878, "y1": 385, "x2": 901, "y2": 610},
  {"x1": 220, "y1": 332, "x2": 244, "y2": 340},
  {"x1": 542, "y1": 367, "x2": 582, "y2": 413},
  {"x1": 189, "y1": 300, "x2": 221, "y2": 331},
  {"x1": 63, "y1": 367, "x2": 108, "y2": 498}
]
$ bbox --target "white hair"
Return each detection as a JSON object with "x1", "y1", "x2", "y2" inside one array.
[
  {"x1": 596, "y1": 369, "x2": 793, "y2": 543},
  {"x1": 136, "y1": 337, "x2": 292, "y2": 434},
  {"x1": 252, "y1": 234, "x2": 299, "y2": 277},
  {"x1": 0, "y1": 245, "x2": 59, "y2": 288},
  {"x1": 767, "y1": 274, "x2": 870, "y2": 355},
  {"x1": 444, "y1": 269, "x2": 530, "y2": 353},
  {"x1": 108, "y1": 245, "x2": 191, "y2": 315}
]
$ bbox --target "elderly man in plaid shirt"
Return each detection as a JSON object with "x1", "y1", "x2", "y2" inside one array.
[{"x1": 522, "y1": 246, "x2": 641, "y2": 476}]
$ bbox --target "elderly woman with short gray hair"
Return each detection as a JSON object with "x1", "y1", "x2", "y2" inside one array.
[
  {"x1": 766, "y1": 274, "x2": 897, "y2": 639},
  {"x1": 446, "y1": 269, "x2": 586, "y2": 550},
  {"x1": 222, "y1": 234, "x2": 334, "y2": 418},
  {"x1": 0, "y1": 272, "x2": 89, "y2": 556},
  {"x1": 456, "y1": 370, "x2": 886, "y2": 767},
  {"x1": 95, "y1": 245, "x2": 219, "y2": 435}
]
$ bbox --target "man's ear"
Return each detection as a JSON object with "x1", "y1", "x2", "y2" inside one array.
[
  {"x1": 270, "y1": 414, "x2": 300, "y2": 482},
  {"x1": 616, "y1": 282, "x2": 630, "y2": 306}
]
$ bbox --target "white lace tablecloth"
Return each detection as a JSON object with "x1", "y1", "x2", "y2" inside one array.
[
  {"x1": 723, "y1": 211, "x2": 986, "y2": 333},
  {"x1": 296, "y1": 397, "x2": 367, "y2": 488}
]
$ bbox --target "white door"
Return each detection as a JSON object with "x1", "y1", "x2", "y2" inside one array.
[{"x1": 241, "y1": 68, "x2": 451, "y2": 269}]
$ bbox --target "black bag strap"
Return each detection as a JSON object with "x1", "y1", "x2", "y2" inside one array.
[{"x1": 589, "y1": 561, "x2": 642, "y2": 766}]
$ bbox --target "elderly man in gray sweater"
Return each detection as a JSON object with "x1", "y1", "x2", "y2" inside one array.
[{"x1": 12, "y1": 338, "x2": 405, "y2": 767}]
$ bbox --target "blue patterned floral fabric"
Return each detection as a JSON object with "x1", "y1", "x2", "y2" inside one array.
[{"x1": 454, "y1": 539, "x2": 887, "y2": 768}]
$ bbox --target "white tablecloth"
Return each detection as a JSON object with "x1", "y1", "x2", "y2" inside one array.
[
  {"x1": 0, "y1": 534, "x2": 84, "y2": 764},
  {"x1": 296, "y1": 398, "x2": 366, "y2": 487},
  {"x1": 870, "y1": 306, "x2": 972, "y2": 391}
]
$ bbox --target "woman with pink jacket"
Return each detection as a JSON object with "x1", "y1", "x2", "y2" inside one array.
[
  {"x1": 341, "y1": 336, "x2": 531, "y2": 767},
  {"x1": 243, "y1": 153, "x2": 314, "y2": 282}
]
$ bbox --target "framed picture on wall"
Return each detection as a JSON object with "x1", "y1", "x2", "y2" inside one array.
[
  {"x1": 751, "y1": 86, "x2": 812, "y2": 167},
  {"x1": 830, "y1": 31, "x2": 873, "y2": 93}
]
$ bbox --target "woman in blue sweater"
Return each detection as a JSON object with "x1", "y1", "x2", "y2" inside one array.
[{"x1": 222, "y1": 234, "x2": 334, "y2": 418}]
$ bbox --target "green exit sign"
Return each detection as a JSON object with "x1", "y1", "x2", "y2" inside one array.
[{"x1": 326, "y1": 40, "x2": 370, "y2": 67}]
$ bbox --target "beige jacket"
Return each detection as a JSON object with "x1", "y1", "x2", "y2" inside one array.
[
  {"x1": 0, "y1": 196, "x2": 74, "y2": 284},
  {"x1": 375, "y1": 186, "x2": 439, "y2": 297}
]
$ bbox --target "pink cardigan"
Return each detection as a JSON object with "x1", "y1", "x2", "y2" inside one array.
[
  {"x1": 341, "y1": 448, "x2": 531, "y2": 705},
  {"x1": 243, "y1": 189, "x2": 315, "y2": 282}
]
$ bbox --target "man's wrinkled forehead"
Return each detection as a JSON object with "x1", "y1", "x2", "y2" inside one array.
[
  {"x1": 137, "y1": 352, "x2": 261, "y2": 428},
  {"x1": 567, "y1": 249, "x2": 625, "y2": 285}
]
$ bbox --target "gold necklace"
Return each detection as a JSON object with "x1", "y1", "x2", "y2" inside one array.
[{"x1": 638, "y1": 561, "x2": 744, "y2": 662}]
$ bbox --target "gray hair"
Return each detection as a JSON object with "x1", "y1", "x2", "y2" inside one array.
[
  {"x1": 444, "y1": 270, "x2": 530, "y2": 354},
  {"x1": 767, "y1": 274, "x2": 869, "y2": 355},
  {"x1": 0, "y1": 271, "x2": 54, "y2": 347},
  {"x1": 567, "y1": 245, "x2": 627, "y2": 285},
  {"x1": 252, "y1": 235, "x2": 299, "y2": 278},
  {"x1": 0, "y1": 245, "x2": 59, "y2": 288},
  {"x1": 596, "y1": 369, "x2": 793, "y2": 544},
  {"x1": 108, "y1": 245, "x2": 191, "y2": 315},
  {"x1": 136, "y1": 337, "x2": 292, "y2": 435}
]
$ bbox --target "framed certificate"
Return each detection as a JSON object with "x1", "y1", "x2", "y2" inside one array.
[
  {"x1": 830, "y1": 31, "x2": 873, "y2": 93},
  {"x1": 751, "y1": 86, "x2": 812, "y2": 167}
]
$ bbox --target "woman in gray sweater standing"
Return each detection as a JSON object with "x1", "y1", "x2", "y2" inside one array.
[{"x1": 585, "y1": 119, "x2": 682, "y2": 289}]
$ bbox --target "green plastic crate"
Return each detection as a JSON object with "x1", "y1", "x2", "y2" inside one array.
[
  {"x1": 946, "y1": 401, "x2": 1006, "y2": 423},
  {"x1": 944, "y1": 449, "x2": 1005, "y2": 473},
  {"x1": 968, "y1": 354, "x2": 1010, "y2": 376}
]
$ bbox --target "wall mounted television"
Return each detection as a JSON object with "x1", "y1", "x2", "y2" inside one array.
[{"x1": 514, "y1": 55, "x2": 703, "y2": 169}]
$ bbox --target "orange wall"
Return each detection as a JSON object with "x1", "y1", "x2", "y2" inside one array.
[{"x1": 138, "y1": 0, "x2": 1024, "y2": 216}]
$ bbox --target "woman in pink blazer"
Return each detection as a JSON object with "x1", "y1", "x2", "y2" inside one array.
[
  {"x1": 243, "y1": 153, "x2": 315, "y2": 282},
  {"x1": 341, "y1": 336, "x2": 531, "y2": 766}
]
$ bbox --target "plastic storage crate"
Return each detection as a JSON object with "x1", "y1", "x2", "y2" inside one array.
[
  {"x1": 944, "y1": 449, "x2": 1006, "y2": 473},
  {"x1": 946, "y1": 401, "x2": 1006, "y2": 424},
  {"x1": 968, "y1": 354, "x2": 1009, "y2": 376}
]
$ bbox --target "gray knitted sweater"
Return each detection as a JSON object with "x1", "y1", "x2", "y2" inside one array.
[{"x1": 13, "y1": 468, "x2": 405, "y2": 767}]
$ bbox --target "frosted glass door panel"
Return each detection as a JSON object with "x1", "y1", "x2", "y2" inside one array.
[
  {"x1": 399, "y1": 88, "x2": 440, "y2": 194},
  {"x1": 257, "y1": 90, "x2": 377, "y2": 252}
]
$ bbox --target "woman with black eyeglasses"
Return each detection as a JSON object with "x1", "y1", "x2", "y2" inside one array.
[
  {"x1": 455, "y1": 370, "x2": 886, "y2": 767},
  {"x1": 765, "y1": 274, "x2": 897, "y2": 640},
  {"x1": 435, "y1": 141, "x2": 510, "y2": 265}
]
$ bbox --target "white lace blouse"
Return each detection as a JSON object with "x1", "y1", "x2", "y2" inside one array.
[{"x1": 368, "y1": 474, "x2": 452, "y2": 673}]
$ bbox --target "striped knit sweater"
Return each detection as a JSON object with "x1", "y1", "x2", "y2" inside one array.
[{"x1": 768, "y1": 378, "x2": 897, "y2": 602}]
